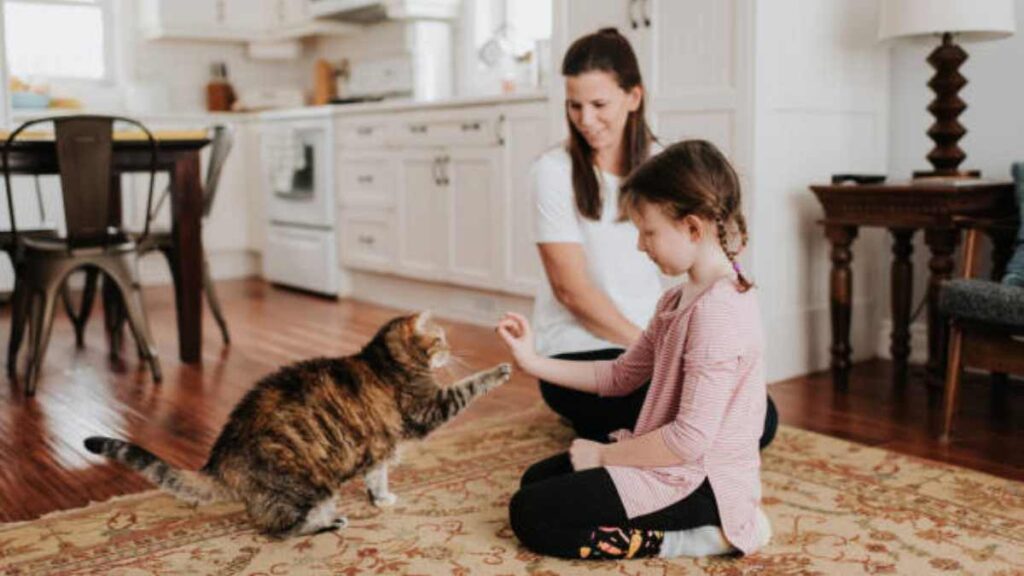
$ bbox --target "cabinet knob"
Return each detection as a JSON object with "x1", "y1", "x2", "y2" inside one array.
[
  {"x1": 358, "y1": 234, "x2": 375, "y2": 245},
  {"x1": 356, "y1": 126, "x2": 373, "y2": 136},
  {"x1": 357, "y1": 174, "x2": 374, "y2": 185}
]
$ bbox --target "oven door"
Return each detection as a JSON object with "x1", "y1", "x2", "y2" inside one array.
[{"x1": 263, "y1": 121, "x2": 334, "y2": 228}]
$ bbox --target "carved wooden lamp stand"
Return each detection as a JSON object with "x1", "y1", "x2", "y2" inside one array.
[{"x1": 879, "y1": 0, "x2": 1016, "y2": 179}]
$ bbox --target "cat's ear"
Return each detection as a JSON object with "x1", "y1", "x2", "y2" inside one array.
[{"x1": 414, "y1": 310, "x2": 433, "y2": 332}]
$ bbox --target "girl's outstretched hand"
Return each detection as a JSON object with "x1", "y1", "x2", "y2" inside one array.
[{"x1": 496, "y1": 312, "x2": 539, "y2": 374}]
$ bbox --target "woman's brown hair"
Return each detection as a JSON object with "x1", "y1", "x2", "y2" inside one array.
[
  {"x1": 619, "y1": 140, "x2": 754, "y2": 292},
  {"x1": 562, "y1": 27, "x2": 654, "y2": 220}
]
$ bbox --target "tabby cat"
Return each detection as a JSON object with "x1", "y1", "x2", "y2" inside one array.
[{"x1": 84, "y1": 311, "x2": 511, "y2": 537}]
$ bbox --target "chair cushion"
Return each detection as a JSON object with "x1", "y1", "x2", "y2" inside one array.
[{"x1": 940, "y1": 278, "x2": 1024, "y2": 329}]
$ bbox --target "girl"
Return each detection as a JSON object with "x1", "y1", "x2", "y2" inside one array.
[
  {"x1": 530, "y1": 27, "x2": 778, "y2": 448},
  {"x1": 498, "y1": 140, "x2": 772, "y2": 559}
]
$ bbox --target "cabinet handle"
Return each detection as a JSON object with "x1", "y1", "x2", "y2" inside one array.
[
  {"x1": 439, "y1": 155, "x2": 450, "y2": 186},
  {"x1": 495, "y1": 114, "x2": 506, "y2": 146},
  {"x1": 357, "y1": 174, "x2": 374, "y2": 185},
  {"x1": 216, "y1": 0, "x2": 226, "y2": 23},
  {"x1": 432, "y1": 156, "x2": 442, "y2": 186},
  {"x1": 409, "y1": 124, "x2": 428, "y2": 134},
  {"x1": 460, "y1": 121, "x2": 481, "y2": 131},
  {"x1": 356, "y1": 126, "x2": 373, "y2": 136},
  {"x1": 642, "y1": 0, "x2": 651, "y2": 28},
  {"x1": 358, "y1": 234, "x2": 376, "y2": 245},
  {"x1": 628, "y1": 0, "x2": 639, "y2": 29}
]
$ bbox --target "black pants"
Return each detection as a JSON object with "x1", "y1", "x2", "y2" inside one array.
[
  {"x1": 509, "y1": 452, "x2": 721, "y2": 559},
  {"x1": 540, "y1": 348, "x2": 779, "y2": 449}
]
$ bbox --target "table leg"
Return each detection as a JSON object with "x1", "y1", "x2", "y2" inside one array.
[
  {"x1": 889, "y1": 229, "x2": 914, "y2": 386},
  {"x1": 826, "y1": 224, "x2": 858, "y2": 390},
  {"x1": 170, "y1": 151, "x2": 203, "y2": 363},
  {"x1": 924, "y1": 228, "x2": 959, "y2": 387}
]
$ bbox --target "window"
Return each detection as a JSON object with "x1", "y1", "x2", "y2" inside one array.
[{"x1": 4, "y1": 0, "x2": 112, "y2": 81}]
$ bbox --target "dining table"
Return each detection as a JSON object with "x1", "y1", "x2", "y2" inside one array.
[{"x1": 2, "y1": 129, "x2": 211, "y2": 363}]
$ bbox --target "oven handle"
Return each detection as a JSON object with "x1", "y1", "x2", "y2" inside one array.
[{"x1": 274, "y1": 190, "x2": 314, "y2": 201}]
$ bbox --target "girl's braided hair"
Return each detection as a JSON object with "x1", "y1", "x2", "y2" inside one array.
[{"x1": 619, "y1": 140, "x2": 753, "y2": 292}]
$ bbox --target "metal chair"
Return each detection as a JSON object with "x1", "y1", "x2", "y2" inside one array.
[{"x1": 2, "y1": 115, "x2": 162, "y2": 394}]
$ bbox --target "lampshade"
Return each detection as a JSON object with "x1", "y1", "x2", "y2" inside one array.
[{"x1": 879, "y1": 0, "x2": 1016, "y2": 41}]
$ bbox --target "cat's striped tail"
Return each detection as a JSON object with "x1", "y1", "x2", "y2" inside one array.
[{"x1": 84, "y1": 436, "x2": 231, "y2": 504}]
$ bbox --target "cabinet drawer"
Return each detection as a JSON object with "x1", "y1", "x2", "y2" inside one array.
[
  {"x1": 338, "y1": 208, "x2": 396, "y2": 271},
  {"x1": 390, "y1": 115, "x2": 501, "y2": 148},
  {"x1": 337, "y1": 158, "x2": 393, "y2": 207},
  {"x1": 337, "y1": 122, "x2": 388, "y2": 148}
]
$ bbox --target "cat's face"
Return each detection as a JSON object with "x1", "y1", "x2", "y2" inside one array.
[
  {"x1": 381, "y1": 311, "x2": 450, "y2": 370},
  {"x1": 412, "y1": 312, "x2": 451, "y2": 369}
]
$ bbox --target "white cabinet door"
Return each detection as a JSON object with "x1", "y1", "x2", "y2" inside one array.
[
  {"x1": 645, "y1": 0, "x2": 736, "y2": 101},
  {"x1": 397, "y1": 150, "x2": 448, "y2": 280},
  {"x1": 446, "y1": 147, "x2": 502, "y2": 290},
  {"x1": 560, "y1": 0, "x2": 650, "y2": 80},
  {"x1": 502, "y1": 107, "x2": 549, "y2": 296},
  {"x1": 224, "y1": 0, "x2": 268, "y2": 33},
  {"x1": 142, "y1": 0, "x2": 220, "y2": 31}
]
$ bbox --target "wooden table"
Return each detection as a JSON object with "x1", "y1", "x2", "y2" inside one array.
[
  {"x1": 810, "y1": 180, "x2": 1016, "y2": 389},
  {"x1": 3, "y1": 132, "x2": 211, "y2": 363}
]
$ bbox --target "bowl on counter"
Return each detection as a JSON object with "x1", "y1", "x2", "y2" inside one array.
[{"x1": 11, "y1": 91, "x2": 51, "y2": 109}]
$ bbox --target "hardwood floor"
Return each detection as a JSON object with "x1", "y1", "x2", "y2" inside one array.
[{"x1": 0, "y1": 278, "x2": 1020, "y2": 523}]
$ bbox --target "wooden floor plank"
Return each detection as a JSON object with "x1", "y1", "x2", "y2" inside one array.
[{"x1": 0, "y1": 278, "x2": 1020, "y2": 522}]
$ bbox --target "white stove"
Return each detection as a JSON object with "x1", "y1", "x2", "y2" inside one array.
[{"x1": 260, "y1": 113, "x2": 341, "y2": 296}]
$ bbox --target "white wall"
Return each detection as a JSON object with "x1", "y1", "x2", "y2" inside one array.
[
  {"x1": 883, "y1": 0, "x2": 1024, "y2": 361},
  {"x1": 752, "y1": 0, "x2": 890, "y2": 382}
]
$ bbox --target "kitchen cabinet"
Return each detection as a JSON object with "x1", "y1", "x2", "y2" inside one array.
[
  {"x1": 397, "y1": 149, "x2": 450, "y2": 280},
  {"x1": 446, "y1": 147, "x2": 503, "y2": 289},
  {"x1": 334, "y1": 100, "x2": 548, "y2": 297},
  {"x1": 501, "y1": 103, "x2": 549, "y2": 296},
  {"x1": 140, "y1": 0, "x2": 356, "y2": 42}
]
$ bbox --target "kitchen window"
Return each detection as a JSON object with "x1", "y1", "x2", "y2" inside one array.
[{"x1": 3, "y1": 0, "x2": 113, "y2": 81}]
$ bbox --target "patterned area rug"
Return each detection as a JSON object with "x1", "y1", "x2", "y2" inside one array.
[{"x1": 1, "y1": 407, "x2": 1023, "y2": 575}]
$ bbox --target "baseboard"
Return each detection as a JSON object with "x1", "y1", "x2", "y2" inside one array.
[
  {"x1": 762, "y1": 299, "x2": 880, "y2": 383},
  {"x1": 347, "y1": 271, "x2": 533, "y2": 327},
  {"x1": 875, "y1": 319, "x2": 929, "y2": 365}
]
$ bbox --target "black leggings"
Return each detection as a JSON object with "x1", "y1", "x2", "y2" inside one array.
[
  {"x1": 540, "y1": 348, "x2": 779, "y2": 449},
  {"x1": 509, "y1": 452, "x2": 721, "y2": 559}
]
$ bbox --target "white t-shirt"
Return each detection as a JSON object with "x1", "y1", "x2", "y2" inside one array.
[{"x1": 531, "y1": 146, "x2": 662, "y2": 356}]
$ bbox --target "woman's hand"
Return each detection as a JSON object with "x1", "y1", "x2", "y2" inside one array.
[
  {"x1": 496, "y1": 312, "x2": 540, "y2": 375},
  {"x1": 569, "y1": 439, "x2": 605, "y2": 471}
]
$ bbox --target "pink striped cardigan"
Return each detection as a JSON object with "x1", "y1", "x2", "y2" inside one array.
[{"x1": 593, "y1": 276, "x2": 767, "y2": 554}]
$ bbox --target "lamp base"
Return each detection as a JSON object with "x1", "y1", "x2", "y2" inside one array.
[{"x1": 923, "y1": 32, "x2": 970, "y2": 176}]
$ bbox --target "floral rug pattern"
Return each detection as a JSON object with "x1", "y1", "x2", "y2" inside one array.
[{"x1": 1, "y1": 407, "x2": 1022, "y2": 575}]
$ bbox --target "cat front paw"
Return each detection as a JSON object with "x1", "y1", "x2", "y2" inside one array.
[
  {"x1": 371, "y1": 492, "x2": 398, "y2": 507},
  {"x1": 493, "y1": 362, "x2": 512, "y2": 381}
]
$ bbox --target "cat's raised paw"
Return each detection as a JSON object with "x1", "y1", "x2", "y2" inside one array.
[
  {"x1": 372, "y1": 492, "x2": 398, "y2": 507},
  {"x1": 495, "y1": 363, "x2": 512, "y2": 380}
]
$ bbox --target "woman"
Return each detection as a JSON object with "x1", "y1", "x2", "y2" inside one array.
[{"x1": 531, "y1": 28, "x2": 777, "y2": 447}]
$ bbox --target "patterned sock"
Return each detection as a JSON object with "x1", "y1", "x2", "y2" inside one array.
[{"x1": 578, "y1": 527, "x2": 664, "y2": 560}]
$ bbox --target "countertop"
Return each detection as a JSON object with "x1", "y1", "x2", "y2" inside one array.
[{"x1": 11, "y1": 91, "x2": 549, "y2": 124}]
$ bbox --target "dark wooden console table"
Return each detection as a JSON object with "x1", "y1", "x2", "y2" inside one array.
[{"x1": 810, "y1": 180, "x2": 1016, "y2": 389}]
